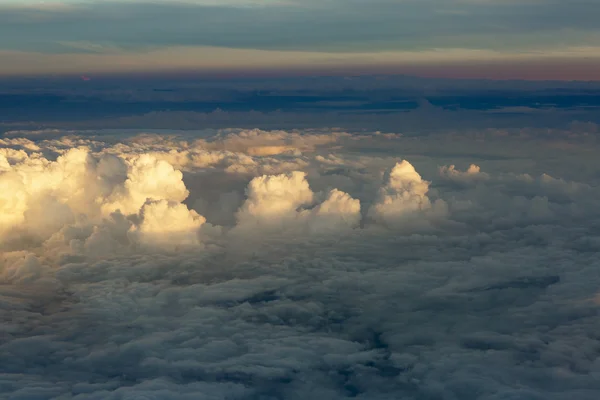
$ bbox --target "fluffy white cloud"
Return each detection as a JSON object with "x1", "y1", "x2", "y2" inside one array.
[
  {"x1": 236, "y1": 171, "x2": 314, "y2": 226},
  {"x1": 0, "y1": 146, "x2": 210, "y2": 256},
  {"x1": 101, "y1": 154, "x2": 190, "y2": 216},
  {"x1": 130, "y1": 200, "x2": 206, "y2": 250},
  {"x1": 368, "y1": 160, "x2": 448, "y2": 228},
  {"x1": 0, "y1": 148, "x2": 95, "y2": 242},
  {"x1": 234, "y1": 171, "x2": 360, "y2": 236}
]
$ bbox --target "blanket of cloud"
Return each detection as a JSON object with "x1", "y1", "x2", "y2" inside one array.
[{"x1": 1, "y1": 127, "x2": 600, "y2": 399}]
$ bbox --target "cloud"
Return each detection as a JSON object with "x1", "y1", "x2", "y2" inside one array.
[
  {"x1": 0, "y1": 145, "x2": 209, "y2": 255},
  {"x1": 439, "y1": 163, "x2": 490, "y2": 185},
  {"x1": 0, "y1": 148, "x2": 93, "y2": 242},
  {"x1": 1, "y1": 0, "x2": 600, "y2": 55},
  {"x1": 302, "y1": 189, "x2": 361, "y2": 233},
  {"x1": 2, "y1": 1, "x2": 600, "y2": 77},
  {"x1": 2, "y1": 128, "x2": 600, "y2": 399},
  {"x1": 233, "y1": 170, "x2": 360, "y2": 237},
  {"x1": 0, "y1": 251, "x2": 48, "y2": 284},
  {"x1": 202, "y1": 128, "x2": 345, "y2": 155},
  {"x1": 0, "y1": 129, "x2": 356, "y2": 255},
  {"x1": 129, "y1": 200, "x2": 207, "y2": 250},
  {"x1": 236, "y1": 171, "x2": 314, "y2": 226},
  {"x1": 101, "y1": 153, "x2": 190, "y2": 216},
  {"x1": 368, "y1": 160, "x2": 448, "y2": 228}
]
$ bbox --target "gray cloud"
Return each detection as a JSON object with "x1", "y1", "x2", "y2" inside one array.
[
  {"x1": 2, "y1": 128, "x2": 600, "y2": 398},
  {"x1": 1, "y1": 0, "x2": 599, "y2": 54}
]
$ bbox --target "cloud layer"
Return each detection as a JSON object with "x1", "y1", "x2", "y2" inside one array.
[
  {"x1": 2, "y1": 128, "x2": 600, "y2": 399},
  {"x1": 1, "y1": 0, "x2": 600, "y2": 76},
  {"x1": 2, "y1": 0, "x2": 599, "y2": 53}
]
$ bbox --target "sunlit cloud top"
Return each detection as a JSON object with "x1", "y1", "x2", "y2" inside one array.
[{"x1": 1, "y1": 0, "x2": 600, "y2": 78}]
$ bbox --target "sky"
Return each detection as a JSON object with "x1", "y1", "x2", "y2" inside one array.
[
  {"x1": 1, "y1": 0, "x2": 600, "y2": 79},
  {"x1": 2, "y1": 2, "x2": 600, "y2": 399}
]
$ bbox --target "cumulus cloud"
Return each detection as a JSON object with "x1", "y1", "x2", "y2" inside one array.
[
  {"x1": 0, "y1": 148, "x2": 94, "y2": 242},
  {"x1": 101, "y1": 154, "x2": 190, "y2": 216},
  {"x1": 0, "y1": 145, "x2": 210, "y2": 256},
  {"x1": 439, "y1": 163, "x2": 490, "y2": 185},
  {"x1": 302, "y1": 189, "x2": 361, "y2": 233},
  {"x1": 2, "y1": 128, "x2": 600, "y2": 399},
  {"x1": 130, "y1": 200, "x2": 206, "y2": 250},
  {"x1": 236, "y1": 171, "x2": 314, "y2": 226},
  {"x1": 368, "y1": 160, "x2": 448, "y2": 228},
  {"x1": 234, "y1": 171, "x2": 360, "y2": 237}
]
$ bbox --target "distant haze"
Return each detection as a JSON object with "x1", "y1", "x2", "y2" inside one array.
[{"x1": 1, "y1": 0, "x2": 600, "y2": 80}]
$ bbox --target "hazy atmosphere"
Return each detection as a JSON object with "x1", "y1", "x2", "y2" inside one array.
[
  {"x1": 2, "y1": 1, "x2": 600, "y2": 400},
  {"x1": 1, "y1": 0, "x2": 600, "y2": 78}
]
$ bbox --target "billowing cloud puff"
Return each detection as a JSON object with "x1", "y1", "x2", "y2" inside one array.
[
  {"x1": 0, "y1": 146, "x2": 209, "y2": 255},
  {"x1": 234, "y1": 171, "x2": 360, "y2": 236},
  {"x1": 102, "y1": 154, "x2": 190, "y2": 216},
  {"x1": 0, "y1": 169, "x2": 28, "y2": 236},
  {"x1": 368, "y1": 160, "x2": 447, "y2": 227},
  {"x1": 439, "y1": 163, "x2": 490, "y2": 184},
  {"x1": 302, "y1": 189, "x2": 361, "y2": 233},
  {"x1": 130, "y1": 200, "x2": 206, "y2": 250},
  {"x1": 0, "y1": 148, "x2": 95, "y2": 242},
  {"x1": 235, "y1": 171, "x2": 314, "y2": 230}
]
